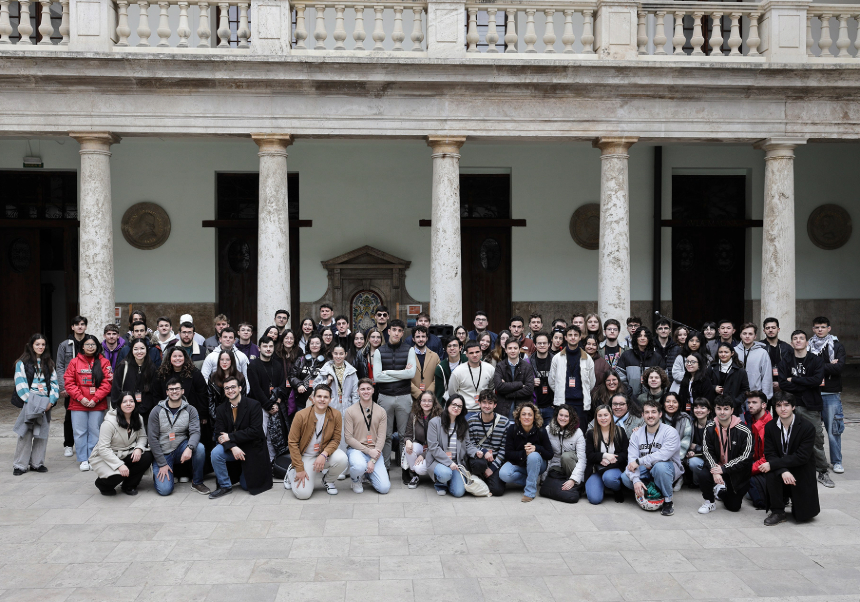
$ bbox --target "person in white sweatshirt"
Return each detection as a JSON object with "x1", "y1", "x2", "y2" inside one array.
[{"x1": 448, "y1": 341, "x2": 495, "y2": 415}]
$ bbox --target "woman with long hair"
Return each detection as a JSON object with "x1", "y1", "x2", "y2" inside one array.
[
  {"x1": 584, "y1": 404, "x2": 629, "y2": 504},
  {"x1": 355, "y1": 328, "x2": 383, "y2": 382},
  {"x1": 320, "y1": 326, "x2": 337, "y2": 359},
  {"x1": 89, "y1": 392, "x2": 153, "y2": 496},
  {"x1": 678, "y1": 351, "x2": 714, "y2": 413},
  {"x1": 12, "y1": 334, "x2": 59, "y2": 475},
  {"x1": 297, "y1": 318, "x2": 316, "y2": 353},
  {"x1": 686, "y1": 397, "x2": 712, "y2": 486},
  {"x1": 403, "y1": 390, "x2": 444, "y2": 488},
  {"x1": 616, "y1": 326, "x2": 665, "y2": 398},
  {"x1": 540, "y1": 404, "x2": 586, "y2": 503},
  {"x1": 590, "y1": 370, "x2": 628, "y2": 411},
  {"x1": 585, "y1": 313, "x2": 603, "y2": 342},
  {"x1": 152, "y1": 347, "x2": 209, "y2": 424},
  {"x1": 499, "y1": 401, "x2": 553, "y2": 502},
  {"x1": 426, "y1": 393, "x2": 471, "y2": 497},
  {"x1": 673, "y1": 326, "x2": 689, "y2": 348},
  {"x1": 290, "y1": 334, "x2": 327, "y2": 411},
  {"x1": 670, "y1": 332, "x2": 708, "y2": 393},
  {"x1": 208, "y1": 349, "x2": 247, "y2": 422},
  {"x1": 490, "y1": 329, "x2": 513, "y2": 365},
  {"x1": 477, "y1": 332, "x2": 494, "y2": 364},
  {"x1": 261, "y1": 325, "x2": 281, "y2": 343},
  {"x1": 348, "y1": 331, "x2": 365, "y2": 365},
  {"x1": 64, "y1": 334, "x2": 113, "y2": 471},
  {"x1": 662, "y1": 391, "x2": 693, "y2": 491},
  {"x1": 706, "y1": 342, "x2": 750, "y2": 414},
  {"x1": 111, "y1": 339, "x2": 157, "y2": 423}
]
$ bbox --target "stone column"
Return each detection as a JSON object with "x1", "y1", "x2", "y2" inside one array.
[
  {"x1": 427, "y1": 136, "x2": 466, "y2": 327},
  {"x1": 593, "y1": 136, "x2": 638, "y2": 326},
  {"x1": 252, "y1": 134, "x2": 293, "y2": 330},
  {"x1": 70, "y1": 132, "x2": 120, "y2": 338},
  {"x1": 755, "y1": 138, "x2": 805, "y2": 334}
]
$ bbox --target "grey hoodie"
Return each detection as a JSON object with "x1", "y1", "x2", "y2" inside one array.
[
  {"x1": 147, "y1": 397, "x2": 201, "y2": 467},
  {"x1": 733, "y1": 341, "x2": 773, "y2": 399},
  {"x1": 625, "y1": 422, "x2": 682, "y2": 483}
]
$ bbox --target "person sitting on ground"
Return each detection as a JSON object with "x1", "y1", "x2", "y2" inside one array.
[
  {"x1": 499, "y1": 401, "x2": 554, "y2": 503},
  {"x1": 761, "y1": 391, "x2": 820, "y2": 526},
  {"x1": 285, "y1": 384, "x2": 349, "y2": 499},
  {"x1": 746, "y1": 390, "x2": 773, "y2": 509},
  {"x1": 209, "y1": 375, "x2": 272, "y2": 499},
  {"x1": 148, "y1": 377, "x2": 209, "y2": 496},
  {"x1": 697, "y1": 394, "x2": 754, "y2": 514},
  {"x1": 584, "y1": 404, "x2": 629, "y2": 504},
  {"x1": 622, "y1": 399, "x2": 682, "y2": 516},
  {"x1": 403, "y1": 390, "x2": 444, "y2": 489},
  {"x1": 637, "y1": 366, "x2": 668, "y2": 409},
  {"x1": 539, "y1": 404, "x2": 586, "y2": 504},
  {"x1": 685, "y1": 397, "x2": 712, "y2": 487},
  {"x1": 425, "y1": 393, "x2": 472, "y2": 497},
  {"x1": 466, "y1": 389, "x2": 510, "y2": 497},
  {"x1": 344, "y1": 377, "x2": 389, "y2": 494},
  {"x1": 89, "y1": 392, "x2": 153, "y2": 496},
  {"x1": 662, "y1": 391, "x2": 693, "y2": 491}
]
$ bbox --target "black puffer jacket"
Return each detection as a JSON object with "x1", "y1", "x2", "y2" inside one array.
[
  {"x1": 707, "y1": 361, "x2": 750, "y2": 415},
  {"x1": 504, "y1": 422, "x2": 553, "y2": 467}
]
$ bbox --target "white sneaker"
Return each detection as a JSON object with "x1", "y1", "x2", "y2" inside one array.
[
  {"x1": 79, "y1": 461, "x2": 90, "y2": 472},
  {"x1": 64, "y1": 447, "x2": 74, "y2": 457},
  {"x1": 673, "y1": 479, "x2": 683, "y2": 492},
  {"x1": 284, "y1": 468, "x2": 293, "y2": 490},
  {"x1": 351, "y1": 478, "x2": 364, "y2": 494},
  {"x1": 698, "y1": 501, "x2": 716, "y2": 514},
  {"x1": 337, "y1": 471, "x2": 347, "y2": 481},
  {"x1": 324, "y1": 481, "x2": 338, "y2": 495},
  {"x1": 833, "y1": 463, "x2": 844, "y2": 474},
  {"x1": 179, "y1": 476, "x2": 190, "y2": 483}
]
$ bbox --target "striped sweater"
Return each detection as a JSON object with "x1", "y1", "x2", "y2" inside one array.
[
  {"x1": 15, "y1": 360, "x2": 60, "y2": 406},
  {"x1": 466, "y1": 412, "x2": 510, "y2": 471}
]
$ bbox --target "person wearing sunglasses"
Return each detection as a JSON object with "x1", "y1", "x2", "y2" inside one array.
[{"x1": 365, "y1": 305, "x2": 391, "y2": 344}]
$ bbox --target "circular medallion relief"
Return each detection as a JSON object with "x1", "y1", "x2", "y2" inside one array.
[
  {"x1": 121, "y1": 202, "x2": 171, "y2": 250},
  {"x1": 570, "y1": 203, "x2": 600, "y2": 250},
  {"x1": 807, "y1": 204, "x2": 852, "y2": 250}
]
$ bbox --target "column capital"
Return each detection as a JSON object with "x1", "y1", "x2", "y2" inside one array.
[
  {"x1": 754, "y1": 137, "x2": 807, "y2": 158},
  {"x1": 70, "y1": 132, "x2": 121, "y2": 152},
  {"x1": 427, "y1": 136, "x2": 466, "y2": 156},
  {"x1": 252, "y1": 133, "x2": 293, "y2": 156},
  {"x1": 593, "y1": 136, "x2": 638, "y2": 156}
]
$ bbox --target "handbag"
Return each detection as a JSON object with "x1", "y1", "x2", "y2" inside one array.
[
  {"x1": 458, "y1": 465, "x2": 491, "y2": 497},
  {"x1": 10, "y1": 390, "x2": 25, "y2": 409}
]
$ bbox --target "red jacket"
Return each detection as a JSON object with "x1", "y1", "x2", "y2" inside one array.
[
  {"x1": 64, "y1": 354, "x2": 113, "y2": 412},
  {"x1": 750, "y1": 411, "x2": 773, "y2": 475}
]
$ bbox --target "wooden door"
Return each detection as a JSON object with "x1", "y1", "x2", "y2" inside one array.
[
  {"x1": 217, "y1": 228, "x2": 258, "y2": 328},
  {"x1": 0, "y1": 229, "x2": 41, "y2": 377}
]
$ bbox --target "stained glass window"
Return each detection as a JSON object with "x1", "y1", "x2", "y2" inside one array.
[{"x1": 352, "y1": 291, "x2": 382, "y2": 333}]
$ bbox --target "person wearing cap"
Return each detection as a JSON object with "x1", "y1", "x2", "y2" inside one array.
[
  {"x1": 180, "y1": 313, "x2": 207, "y2": 347},
  {"x1": 175, "y1": 321, "x2": 207, "y2": 370}
]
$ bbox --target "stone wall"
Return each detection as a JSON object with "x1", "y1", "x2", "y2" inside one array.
[{"x1": 116, "y1": 302, "x2": 218, "y2": 339}]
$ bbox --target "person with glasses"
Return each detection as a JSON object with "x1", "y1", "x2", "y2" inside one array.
[
  {"x1": 468, "y1": 311, "x2": 498, "y2": 347},
  {"x1": 426, "y1": 393, "x2": 473, "y2": 497},
  {"x1": 604, "y1": 393, "x2": 644, "y2": 438},
  {"x1": 678, "y1": 352, "x2": 714, "y2": 414},
  {"x1": 148, "y1": 377, "x2": 210, "y2": 496},
  {"x1": 365, "y1": 305, "x2": 391, "y2": 344},
  {"x1": 64, "y1": 334, "x2": 113, "y2": 471}
]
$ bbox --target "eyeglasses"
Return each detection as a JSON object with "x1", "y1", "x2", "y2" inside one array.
[
  {"x1": 685, "y1": 360, "x2": 698, "y2": 365},
  {"x1": 224, "y1": 385, "x2": 239, "y2": 391},
  {"x1": 167, "y1": 387, "x2": 182, "y2": 393},
  {"x1": 449, "y1": 404, "x2": 464, "y2": 410},
  {"x1": 611, "y1": 402, "x2": 627, "y2": 407}
]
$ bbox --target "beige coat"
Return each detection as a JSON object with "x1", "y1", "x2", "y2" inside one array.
[{"x1": 88, "y1": 408, "x2": 149, "y2": 478}]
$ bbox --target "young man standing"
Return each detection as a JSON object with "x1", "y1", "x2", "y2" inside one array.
[
  {"x1": 778, "y1": 330, "x2": 834, "y2": 488},
  {"x1": 372, "y1": 319, "x2": 417, "y2": 469},
  {"x1": 599, "y1": 319, "x2": 627, "y2": 370},
  {"x1": 468, "y1": 311, "x2": 497, "y2": 346},
  {"x1": 274, "y1": 309, "x2": 290, "y2": 335},
  {"x1": 493, "y1": 339, "x2": 535, "y2": 418},
  {"x1": 57, "y1": 315, "x2": 88, "y2": 457},
  {"x1": 466, "y1": 390, "x2": 510, "y2": 497},
  {"x1": 344, "y1": 378, "x2": 389, "y2": 494},
  {"x1": 333, "y1": 315, "x2": 354, "y2": 352},
  {"x1": 623, "y1": 316, "x2": 642, "y2": 349},
  {"x1": 205, "y1": 314, "x2": 230, "y2": 353},
  {"x1": 571, "y1": 314, "x2": 586, "y2": 348},
  {"x1": 285, "y1": 385, "x2": 349, "y2": 499},
  {"x1": 247, "y1": 336, "x2": 286, "y2": 461},
  {"x1": 530, "y1": 332, "x2": 555, "y2": 424},
  {"x1": 548, "y1": 326, "x2": 596, "y2": 430},
  {"x1": 235, "y1": 322, "x2": 259, "y2": 361},
  {"x1": 201, "y1": 327, "x2": 250, "y2": 385},
  {"x1": 366, "y1": 305, "x2": 391, "y2": 343},
  {"x1": 405, "y1": 312, "x2": 443, "y2": 356},
  {"x1": 410, "y1": 325, "x2": 440, "y2": 402},
  {"x1": 735, "y1": 322, "x2": 774, "y2": 401},
  {"x1": 117, "y1": 320, "x2": 160, "y2": 365},
  {"x1": 526, "y1": 313, "x2": 543, "y2": 340},
  {"x1": 509, "y1": 315, "x2": 536, "y2": 355},
  {"x1": 745, "y1": 390, "x2": 773, "y2": 509},
  {"x1": 808, "y1": 316, "x2": 846, "y2": 474},
  {"x1": 697, "y1": 395, "x2": 754, "y2": 514},
  {"x1": 448, "y1": 341, "x2": 495, "y2": 415},
  {"x1": 622, "y1": 399, "x2": 682, "y2": 516},
  {"x1": 434, "y1": 337, "x2": 466, "y2": 406},
  {"x1": 653, "y1": 318, "x2": 679, "y2": 369},
  {"x1": 101, "y1": 324, "x2": 127, "y2": 371},
  {"x1": 153, "y1": 316, "x2": 178, "y2": 354},
  {"x1": 317, "y1": 303, "x2": 335, "y2": 331},
  {"x1": 761, "y1": 392, "x2": 820, "y2": 526},
  {"x1": 176, "y1": 321, "x2": 207, "y2": 369},
  {"x1": 180, "y1": 313, "x2": 207, "y2": 346},
  {"x1": 708, "y1": 319, "x2": 738, "y2": 359},
  {"x1": 763, "y1": 317, "x2": 793, "y2": 393}
]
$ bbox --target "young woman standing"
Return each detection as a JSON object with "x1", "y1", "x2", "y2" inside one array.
[
  {"x1": 12, "y1": 334, "x2": 59, "y2": 475},
  {"x1": 64, "y1": 335, "x2": 113, "y2": 471}
]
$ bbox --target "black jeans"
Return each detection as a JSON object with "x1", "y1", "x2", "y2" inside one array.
[
  {"x1": 700, "y1": 470, "x2": 745, "y2": 512},
  {"x1": 63, "y1": 397, "x2": 74, "y2": 447},
  {"x1": 748, "y1": 474, "x2": 767, "y2": 509},
  {"x1": 95, "y1": 451, "x2": 154, "y2": 493},
  {"x1": 468, "y1": 457, "x2": 507, "y2": 497},
  {"x1": 765, "y1": 472, "x2": 798, "y2": 514}
]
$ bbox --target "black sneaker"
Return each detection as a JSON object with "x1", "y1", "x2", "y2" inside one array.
[
  {"x1": 661, "y1": 501, "x2": 675, "y2": 516},
  {"x1": 817, "y1": 472, "x2": 835, "y2": 488},
  {"x1": 208, "y1": 487, "x2": 232, "y2": 499},
  {"x1": 613, "y1": 489, "x2": 625, "y2": 503},
  {"x1": 121, "y1": 488, "x2": 138, "y2": 496},
  {"x1": 29, "y1": 465, "x2": 48, "y2": 473},
  {"x1": 764, "y1": 512, "x2": 788, "y2": 526},
  {"x1": 12, "y1": 468, "x2": 25, "y2": 476},
  {"x1": 191, "y1": 482, "x2": 211, "y2": 495},
  {"x1": 99, "y1": 489, "x2": 117, "y2": 496},
  {"x1": 408, "y1": 475, "x2": 420, "y2": 489}
]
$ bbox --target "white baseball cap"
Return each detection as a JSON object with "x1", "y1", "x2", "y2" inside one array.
[{"x1": 180, "y1": 314, "x2": 193, "y2": 324}]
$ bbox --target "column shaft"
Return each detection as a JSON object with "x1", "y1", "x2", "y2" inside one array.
[
  {"x1": 252, "y1": 134, "x2": 293, "y2": 330},
  {"x1": 427, "y1": 136, "x2": 466, "y2": 328},
  {"x1": 594, "y1": 136, "x2": 637, "y2": 326},
  {"x1": 70, "y1": 132, "x2": 120, "y2": 338}
]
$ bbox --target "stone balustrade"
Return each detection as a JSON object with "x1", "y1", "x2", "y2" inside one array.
[
  {"x1": 0, "y1": 0, "x2": 67, "y2": 46},
  {"x1": 808, "y1": 5, "x2": 860, "y2": 59}
]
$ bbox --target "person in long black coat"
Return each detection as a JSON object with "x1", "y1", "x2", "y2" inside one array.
[
  {"x1": 762, "y1": 393, "x2": 820, "y2": 524},
  {"x1": 247, "y1": 347, "x2": 290, "y2": 460},
  {"x1": 210, "y1": 381, "x2": 273, "y2": 496}
]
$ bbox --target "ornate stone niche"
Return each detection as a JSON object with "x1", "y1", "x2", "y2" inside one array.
[{"x1": 311, "y1": 246, "x2": 421, "y2": 330}]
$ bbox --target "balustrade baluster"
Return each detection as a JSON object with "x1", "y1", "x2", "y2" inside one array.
[
  {"x1": 524, "y1": 9, "x2": 536, "y2": 53},
  {"x1": 747, "y1": 11, "x2": 760, "y2": 56},
  {"x1": 136, "y1": 1, "x2": 151, "y2": 46},
  {"x1": 581, "y1": 8, "x2": 593, "y2": 53},
  {"x1": 197, "y1": 1, "x2": 211, "y2": 48},
  {"x1": 157, "y1": 1, "x2": 171, "y2": 47},
  {"x1": 542, "y1": 9, "x2": 555, "y2": 53},
  {"x1": 410, "y1": 5, "x2": 423, "y2": 51},
  {"x1": 466, "y1": 7, "x2": 478, "y2": 52},
  {"x1": 38, "y1": 0, "x2": 54, "y2": 44},
  {"x1": 115, "y1": 0, "x2": 131, "y2": 46},
  {"x1": 177, "y1": 1, "x2": 191, "y2": 47},
  {"x1": 835, "y1": 13, "x2": 850, "y2": 57},
  {"x1": 18, "y1": 0, "x2": 33, "y2": 45},
  {"x1": 0, "y1": 0, "x2": 11, "y2": 45},
  {"x1": 333, "y1": 4, "x2": 346, "y2": 50},
  {"x1": 819, "y1": 13, "x2": 833, "y2": 57},
  {"x1": 561, "y1": 9, "x2": 574, "y2": 54},
  {"x1": 654, "y1": 10, "x2": 667, "y2": 55},
  {"x1": 372, "y1": 5, "x2": 384, "y2": 51},
  {"x1": 295, "y1": 4, "x2": 308, "y2": 49},
  {"x1": 806, "y1": 13, "x2": 815, "y2": 56},
  {"x1": 59, "y1": 0, "x2": 69, "y2": 44},
  {"x1": 855, "y1": 12, "x2": 860, "y2": 56},
  {"x1": 392, "y1": 6, "x2": 404, "y2": 50},
  {"x1": 217, "y1": 2, "x2": 231, "y2": 47},
  {"x1": 353, "y1": 5, "x2": 365, "y2": 50},
  {"x1": 486, "y1": 8, "x2": 498, "y2": 53},
  {"x1": 691, "y1": 11, "x2": 705, "y2": 55},
  {"x1": 504, "y1": 8, "x2": 517, "y2": 53},
  {"x1": 709, "y1": 12, "x2": 723, "y2": 56},
  {"x1": 727, "y1": 12, "x2": 742, "y2": 56},
  {"x1": 237, "y1": 2, "x2": 249, "y2": 47},
  {"x1": 636, "y1": 10, "x2": 646, "y2": 54},
  {"x1": 314, "y1": 4, "x2": 327, "y2": 50},
  {"x1": 672, "y1": 11, "x2": 685, "y2": 55}
]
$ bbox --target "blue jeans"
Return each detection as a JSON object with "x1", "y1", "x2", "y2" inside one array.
[
  {"x1": 210, "y1": 444, "x2": 248, "y2": 491},
  {"x1": 585, "y1": 468, "x2": 623, "y2": 504},
  {"x1": 433, "y1": 463, "x2": 466, "y2": 497},
  {"x1": 71, "y1": 410, "x2": 104, "y2": 462},
  {"x1": 348, "y1": 449, "x2": 391, "y2": 494},
  {"x1": 686, "y1": 456, "x2": 705, "y2": 486},
  {"x1": 539, "y1": 406, "x2": 555, "y2": 425},
  {"x1": 499, "y1": 453, "x2": 548, "y2": 498},
  {"x1": 621, "y1": 461, "x2": 675, "y2": 502},
  {"x1": 821, "y1": 392, "x2": 844, "y2": 465},
  {"x1": 152, "y1": 439, "x2": 206, "y2": 496}
]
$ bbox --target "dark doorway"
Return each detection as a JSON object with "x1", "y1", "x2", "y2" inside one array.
[
  {"x1": 215, "y1": 173, "x2": 300, "y2": 330},
  {"x1": 0, "y1": 170, "x2": 78, "y2": 377},
  {"x1": 671, "y1": 174, "x2": 746, "y2": 330},
  {"x1": 460, "y1": 174, "x2": 512, "y2": 334}
]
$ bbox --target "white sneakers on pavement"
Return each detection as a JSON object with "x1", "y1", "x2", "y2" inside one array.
[
  {"x1": 351, "y1": 478, "x2": 364, "y2": 494},
  {"x1": 698, "y1": 501, "x2": 716, "y2": 514},
  {"x1": 79, "y1": 461, "x2": 90, "y2": 472},
  {"x1": 64, "y1": 446, "x2": 74, "y2": 457}
]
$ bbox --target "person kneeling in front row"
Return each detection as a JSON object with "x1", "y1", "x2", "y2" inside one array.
[
  {"x1": 499, "y1": 401, "x2": 554, "y2": 503},
  {"x1": 209, "y1": 375, "x2": 273, "y2": 499},
  {"x1": 426, "y1": 393, "x2": 473, "y2": 497},
  {"x1": 344, "y1": 378, "x2": 390, "y2": 494},
  {"x1": 285, "y1": 384, "x2": 349, "y2": 499},
  {"x1": 90, "y1": 392, "x2": 153, "y2": 496}
]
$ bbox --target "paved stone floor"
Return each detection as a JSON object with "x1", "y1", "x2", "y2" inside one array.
[{"x1": 0, "y1": 384, "x2": 859, "y2": 602}]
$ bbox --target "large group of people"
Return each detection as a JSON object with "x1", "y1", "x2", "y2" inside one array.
[{"x1": 10, "y1": 304, "x2": 847, "y2": 525}]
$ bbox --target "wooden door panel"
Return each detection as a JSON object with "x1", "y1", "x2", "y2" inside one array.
[
  {"x1": 0, "y1": 229, "x2": 41, "y2": 377},
  {"x1": 462, "y1": 227, "x2": 512, "y2": 334},
  {"x1": 217, "y1": 228, "x2": 258, "y2": 328}
]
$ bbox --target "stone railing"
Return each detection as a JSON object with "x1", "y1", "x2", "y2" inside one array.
[{"x1": 0, "y1": 0, "x2": 857, "y2": 62}]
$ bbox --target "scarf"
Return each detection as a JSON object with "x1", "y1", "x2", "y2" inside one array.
[
  {"x1": 808, "y1": 334, "x2": 835, "y2": 361},
  {"x1": 720, "y1": 360, "x2": 732, "y2": 373}
]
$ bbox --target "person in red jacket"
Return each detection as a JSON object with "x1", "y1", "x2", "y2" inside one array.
[
  {"x1": 745, "y1": 390, "x2": 772, "y2": 509},
  {"x1": 64, "y1": 334, "x2": 113, "y2": 471}
]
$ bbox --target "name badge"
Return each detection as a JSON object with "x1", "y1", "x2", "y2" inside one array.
[
  {"x1": 419, "y1": 383, "x2": 425, "y2": 391},
  {"x1": 542, "y1": 386, "x2": 548, "y2": 395},
  {"x1": 568, "y1": 378, "x2": 576, "y2": 388},
  {"x1": 135, "y1": 392, "x2": 142, "y2": 403},
  {"x1": 773, "y1": 367, "x2": 779, "y2": 377},
  {"x1": 474, "y1": 394, "x2": 479, "y2": 402},
  {"x1": 169, "y1": 432, "x2": 175, "y2": 441},
  {"x1": 446, "y1": 451, "x2": 452, "y2": 458},
  {"x1": 37, "y1": 384, "x2": 45, "y2": 394},
  {"x1": 313, "y1": 442, "x2": 321, "y2": 453},
  {"x1": 90, "y1": 387, "x2": 96, "y2": 395},
  {"x1": 366, "y1": 434, "x2": 374, "y2": 445}
]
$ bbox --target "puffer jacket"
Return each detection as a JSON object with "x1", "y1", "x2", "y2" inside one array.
[
  {"x1": 545, "y1": 420, "x2": 586, "y2": 484},
  {"x1": 662, "y1": 411, "x2": 693, "y2": 457},
  {"x1": 88, "y1": 408, "x2": 148, "y2": 477},
  {"x1": 318, "y1": 360, "x2": 360, "y2": 412},
  {"x1": 64, "y1": 353, "x2": 113, "y2": 412}
]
